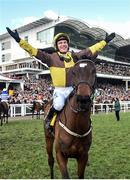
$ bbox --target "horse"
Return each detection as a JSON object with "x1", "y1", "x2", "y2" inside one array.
[
  {"x1": 103, "y1": 99, "x2": 114, "y2": 113},
  {"x1": 44, "y1": 59, "x2": 96, "y2": 179},
  {"x1": 32, "y1": 101, "x2": 44, "y2": 119},
  {"x1": 0, "y1": 101, "x2": 10, "y2": 126},
  {"x1": 32, "y1": 100, "x2": 48, "y2": 119}
]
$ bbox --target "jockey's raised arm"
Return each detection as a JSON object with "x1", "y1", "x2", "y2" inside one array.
[{"x1": 6, "y1": 27, "x2": 115, "y2": 133}]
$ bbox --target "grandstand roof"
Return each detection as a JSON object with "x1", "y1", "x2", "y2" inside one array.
[
  {"x1": 58, "y1": 17, "x2": 130, "y2": 48},
  {"x1": 0, "y1": 17, "x2": 53, "y2": 40},
  {"x1": 1, "y1": 16, "x2": 130, "y2": 56}
]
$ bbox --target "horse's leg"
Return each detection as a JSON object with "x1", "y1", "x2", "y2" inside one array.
[
  {"x1": 38, "y1": 111, "x2": 40, "y2": 119},
  {"x1": 36, "y1": 111, "x2": 38, "y2": 119},
  {"x1": 0, "y1": 114, "x2": 3, "y2": 126},
  {"x1": 36, "y1": 111, "x2": 39, "y2": 119},
  {"x1": 6, "y1": 112, "x2": 8, "y2": 123},
  {"x1": 77, "y1": 155, "x2": 88, "y2": 179},
  {"x1": 44, "y1": 129, "x2": 54, "y2": 178},
  {"x1": 6, "y1": 116, "x2": 8, "y2": 123},
  {"x1": 3, "y1": 113, "x2": 5, "y2": 123},
  {"x1": 32, "y1": 111, "x2": 34, "y2": 119},
  {"x1": 1, "y1": 117, "x2": 3, "y2": 126},
  {"x1": 56, "y1": 151, "x2": 69, "y2": 179}
]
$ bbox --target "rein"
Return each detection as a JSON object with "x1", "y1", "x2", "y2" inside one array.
[
  {"x1": 58, "y1": 59, "x2": 95, "y2": 138},
  {"x1": 67, "y1": 96, "x2": 79, "y2": 113},
  {"x1": 67, "y1": 81, "x2": 94, "y2": 113},
  {"x1": 59, "y1": 82, "x2": 93, "y2": 137}
]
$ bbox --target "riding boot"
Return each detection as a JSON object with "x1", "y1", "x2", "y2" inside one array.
[{"x1": 45, "y1": 106, "x2": 58, "y2": 133}]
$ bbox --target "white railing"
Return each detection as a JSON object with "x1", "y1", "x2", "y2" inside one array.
[
  {"x1": 92, "y1": 101, "x2": 130, "y2": 115},
  {"x1": 10, "y1": 104, "x2": 33, "y2": 117},
  {"x1": 9, "y1": 102, "x2": 130, "y2": 117}
]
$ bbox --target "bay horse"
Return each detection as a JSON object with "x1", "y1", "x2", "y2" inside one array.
[
  {"x1": 32, "y1": 100, "x2": 48, "y2": 119},
  {"x1": 32, "y1": 101, "x2": 44, "y2": 119},
  {"x1": 44, "y1": 59, "x2": 96, "y2": 179},
  {"x1": 0, "y1": 101, "x2": 10, "y2": 126}
]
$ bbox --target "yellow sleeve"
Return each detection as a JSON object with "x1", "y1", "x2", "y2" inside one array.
[
  {"x1": 19, "y1": 39, "x2": 38, "y2": 56},
  {"x1": 89, "y1": 40, "x2": 106, "y2": 54}
]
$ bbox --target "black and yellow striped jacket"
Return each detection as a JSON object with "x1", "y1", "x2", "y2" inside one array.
[{"x1": 19, "y1": 39, "x2": 106, "y2": 87}]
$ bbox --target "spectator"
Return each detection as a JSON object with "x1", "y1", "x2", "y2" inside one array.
[
  {"x1": 114, "y1": 98, "x2": 121, "y2": 121},
  {"x1": 0, "y1": 88, "x2": 10, "y2": 102}
]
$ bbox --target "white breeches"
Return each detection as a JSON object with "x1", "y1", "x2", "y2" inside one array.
[{"x1": 53, "y1": 87, "x2": 73, "y2": 111}]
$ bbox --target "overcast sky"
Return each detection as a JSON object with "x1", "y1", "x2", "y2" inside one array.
[{"x1": 0, "y1": 0, "x2": 130, "y2": 39}]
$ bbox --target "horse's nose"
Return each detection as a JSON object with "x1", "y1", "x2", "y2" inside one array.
[
  {"x1": 76, "y1": 95, "x2": 91, "y2": 104},
  {"x1": 76, "y1": 95, "x2": 92, "y2": 111}
]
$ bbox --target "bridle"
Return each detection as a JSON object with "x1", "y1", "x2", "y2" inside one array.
[
  {"x1": 59, "y1": 84, "x2": 93, "y2": 137},
  {"x1": 58, "y1": 59, "x2": 95, "y2": 137},
  {"x1": 67, "y1": 80, "x2": 95, "y2": 113},
  {"x1": 67, "y1": 59, "x2": 96, "y2": 112}
]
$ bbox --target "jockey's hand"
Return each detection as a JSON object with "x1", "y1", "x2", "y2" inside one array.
[
  {"x1": 6, "y1": 27, "x2": 21, "y2": 42},
  {"x1": 105, "y1": 32, "x2": 115, "y2": 43}
]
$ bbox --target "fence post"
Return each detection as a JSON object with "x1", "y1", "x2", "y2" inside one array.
[
  {"x1": 14, "y1": 105, "x2": 16, "y2": 117},
  {"x1": 93, "y1": 104, "x2": 95, "y2": 115},
  {"x1": 10, "y1": 105, "x2": 13, "y2": 117},
  {"x1": 106, "y1": 105, "x2": 109, "y2": 114},
  {"x1": 21, "y1": 104, "x2": 25, "y2": 116}
]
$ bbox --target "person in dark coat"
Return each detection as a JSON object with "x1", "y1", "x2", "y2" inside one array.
[{"x1": 114, "y1": 98, "x2": 121, "y2": 121}]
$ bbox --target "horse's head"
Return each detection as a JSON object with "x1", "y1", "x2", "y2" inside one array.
[{"x1": 69, "y1": 59, "x2": 96, "y2": 111}]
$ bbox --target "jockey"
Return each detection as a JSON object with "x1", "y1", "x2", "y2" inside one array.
[
  {"x1": 6, "y1": 27, "x2": 115, "y2": 132},
  {"x1": 0, "y1": 88, "x2": 10, "y2": 102}
]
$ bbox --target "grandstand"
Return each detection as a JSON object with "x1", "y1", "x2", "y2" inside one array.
[{"x1": 0, "y1": 15, "x2": 130, "y2": 103}]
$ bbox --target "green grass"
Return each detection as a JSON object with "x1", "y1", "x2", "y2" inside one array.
[{"x1": 0, "y1": 112, "x2": 130, "y2": 179}]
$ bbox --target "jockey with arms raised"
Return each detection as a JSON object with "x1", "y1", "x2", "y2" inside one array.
[{"x1": 6, "y1": 27, "x2": 115, "y2": 133}]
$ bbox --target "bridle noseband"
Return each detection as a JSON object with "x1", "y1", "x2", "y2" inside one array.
[{"x1": 67, "y1": 81, "x2": 94, "y2": 113}]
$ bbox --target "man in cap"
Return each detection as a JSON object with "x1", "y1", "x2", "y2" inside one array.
[{"x1": 6, "y1": 27, "x2": 115, "y2": 132}]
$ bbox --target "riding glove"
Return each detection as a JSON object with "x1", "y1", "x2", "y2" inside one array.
[
  {"x1": 6, "y1": 27, "x2": 21, "y2": 43},
  {"x1": 105, "y1": 32, "x2": 115, "y2": 43}
]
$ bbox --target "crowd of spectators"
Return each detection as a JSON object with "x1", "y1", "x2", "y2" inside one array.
[
  {"x1": 1, "y1": 60, "x2": 130, "y2": 104},
  {"x1": 6, "y1": 77, "x2": 130, "y2": 104},
  {"x1": 8, "y1": 76, "x2": 53, "y2": 104},
  {"x1": 95, "y1": 83, "x2": 130, "y2": 103},
  {"x1": 96, "y1": 61, "x2": 130, "y2": 76}
]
